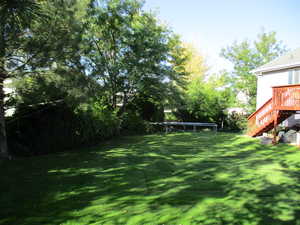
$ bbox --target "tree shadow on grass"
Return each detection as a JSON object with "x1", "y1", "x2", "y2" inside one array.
[{"x1": 1, "y1": 132, "x2": 300, "y2": 224}]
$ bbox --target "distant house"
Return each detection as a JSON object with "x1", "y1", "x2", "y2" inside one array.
[
  {"x1": 227, "y1": 92, "x2": 249, "y2": 116},
  {"x1": 248, "y1": 47, "x2": 300, "y2": 137},
  {"x1": 227, "y1": 107, "x2": 247, "y2": 115}
]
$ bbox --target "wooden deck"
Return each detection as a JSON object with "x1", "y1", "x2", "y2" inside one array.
[{"x1": 248, "y1": 84, "x2": 300, "y2": 137}]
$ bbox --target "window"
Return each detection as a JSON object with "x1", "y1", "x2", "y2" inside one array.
[
  {"x1": 288, "y1": 69, "x2": 300, "y2": 84},
  {"x1": 296, "y1": 70, "x2": 300, "y2": 84}
]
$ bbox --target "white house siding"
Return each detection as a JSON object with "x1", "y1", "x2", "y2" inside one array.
[
  {"x1": 256, "y1": 70, "x2": 288, "y2": 109},
  {"x1": 256, "y1": 68, "x2": 300, "y2": 128}
]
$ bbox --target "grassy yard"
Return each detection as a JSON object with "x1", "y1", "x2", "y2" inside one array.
[{"x1": 1, "y1": 132, "x2": 300, "y2": 225}]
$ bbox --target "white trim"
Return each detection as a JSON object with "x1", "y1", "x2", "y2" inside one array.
[{"x1": 252, "y1": 62, "x2": 300, "y2": 75}]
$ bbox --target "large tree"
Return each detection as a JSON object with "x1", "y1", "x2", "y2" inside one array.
[
  {"x1": 180, "y1": 42, "x2": 208, "y2": 81},
  {"x1": 83, "y1": 0, "x2": 187, "y2": 112},
  {"x1": 221, "y1": 31, "x2": 287, "y2": 111},
  {"x1": 0, "y1": 0, "x2": 46, "y2": 158},
  {"x1": 1, "y1": 0, "x2": 89, "y2": 158}
]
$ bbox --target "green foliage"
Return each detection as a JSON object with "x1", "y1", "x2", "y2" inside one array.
[
  {"x1": 9, "y1": 69, "x2": 166, "y2": 154},
  {"x1": 119, "y1": 110, "x2": 149, "y2": 134},
  {"x1": 13, "y1": 71, "x2": 101, "y2": 107},
  {"x1": 127, "y1": 92, "x2": 165, "y2": 122},
  {"x1": 180, "y1": 42, "x2": 208, "y2": 81},
  {"x1": 221, "y1": 31, "x2": 287, "y2": 112},
  {"x1": 0, "y1": 0, "x2": 49, "y2": 75},
  {"x1": 168, "y1": 41, "x2": 238, "y2": 129},
  {"x1": 224, "y1": 112, "x2": 248, "y2": 131},
  {"x1": 174, "y1": 73, "x2": 236, "y2": 127},
  {"x1": 7, "y1": 70, "x2": 120, "y2": 155},
  {"x1": 0, "y1": 0, "x2": 47, "y2": 158},
  {"x1": 83, "y1": 0, "x2": 187, "y2": 110},
  {"x1": 0, "y1": 0, "x2": 46, "y2": 54},
  {"x1": 2, "y1": 0, "x2": 191, "y2": 156},
  {"x1": 7, "y1": 100, "x2": 120, "y2": 156},
  {"x1": 75, "y1": 101, "x2": 120, "y2": 142},
  {"x1": 165, "y1": 112, "x2": 177, "y2": 121},
  {"x1": 2, "y1": 132, "x2": 300, "y2": 224}
]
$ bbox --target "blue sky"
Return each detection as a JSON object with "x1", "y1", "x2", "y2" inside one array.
[{"x1": 143, "y1": 0, "x2": 300, "y2": 73}]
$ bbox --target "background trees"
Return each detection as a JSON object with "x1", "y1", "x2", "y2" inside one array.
[
  {"x1": 173, "y1": 73, "x2": 235, "y2": 127},
  {"x1": 5, "y1": 0, "x2": 189, "y2": 156},
  {"x1": 83, "y1": 0, "x2": 187, "y2": 112},
  {"x1": 221, "y1": 31, "x2": 287, "y2": 112},
  {"x1": 180, "y1": 42, "x2": 208, "y2": 81},
  {"x1": 168, "y1": 42, "x2": 236, "y2": 128}
]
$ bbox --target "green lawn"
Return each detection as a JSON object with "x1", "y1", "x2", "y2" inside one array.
[{"x1": 2, "y1": 132, "x2": 300, "y2": 225}]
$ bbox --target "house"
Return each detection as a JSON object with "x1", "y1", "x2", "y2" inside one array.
[
  {"x1": 248, "y1": 47, "x2": 300, "y2": 137},
  {"x1": 227, "y1": 92, "x2": 249, "y2": 116},
  {"x1": 227, "y1": 107, "x2": 247, "y2": 115}
]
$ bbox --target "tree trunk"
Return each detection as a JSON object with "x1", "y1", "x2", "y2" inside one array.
[
  {"x1": 0, "y1": 15, "x2": 9, "y2": 159},
  {"x1": 112, "y1": 92, "x2": 117, "y2": 109},
  {"x1": 0, "y1": 74, "x2": 8, "y2": 158},
  {"x1": 118, "y1": 92, "x2": 128, "y2": 115}
]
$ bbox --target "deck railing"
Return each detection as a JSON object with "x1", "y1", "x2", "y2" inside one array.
[
  {"x1": 273, "y1": 84, "x2": 300, "y2": 110},
  {"x1": 247, "y1": 98, "x2": 273, "y2": 136},
  {"x1": 247, "y1": 84, "x2": 300, "y2": 136}
]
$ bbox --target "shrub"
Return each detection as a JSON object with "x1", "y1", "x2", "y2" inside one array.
[
  {"x1": 119, "y1": 110, "x2": 148, "y2": 135},
  {"x1": 224, "y1": 112, "x2": 247, "y2": 131},
  {"x1": 75, "y1": 101, "x2": 120, "y2": 142},
  {"x1": 6, "y1": 101, "x2": 120, "y2": 156}
]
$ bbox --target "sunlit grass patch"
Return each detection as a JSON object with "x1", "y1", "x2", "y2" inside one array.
[{"x1": 1, "y1": 132, "x2": 300, "y2": 225}]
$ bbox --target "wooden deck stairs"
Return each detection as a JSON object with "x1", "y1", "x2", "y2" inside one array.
[{"x1": 248, "y1": 84, "x2": 300, "y2": 137}]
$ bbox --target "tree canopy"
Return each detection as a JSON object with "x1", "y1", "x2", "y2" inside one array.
[
  {"x1": 221, "y1": 31, "x2": 287, "y2": 111},
  {"x1": 3, "y1": 0, "x2": 190, "y2": 157}
]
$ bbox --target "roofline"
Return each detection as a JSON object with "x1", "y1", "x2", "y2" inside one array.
[{"x1": 251, "y1": 61, "x2": 300, "y2": 75}]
